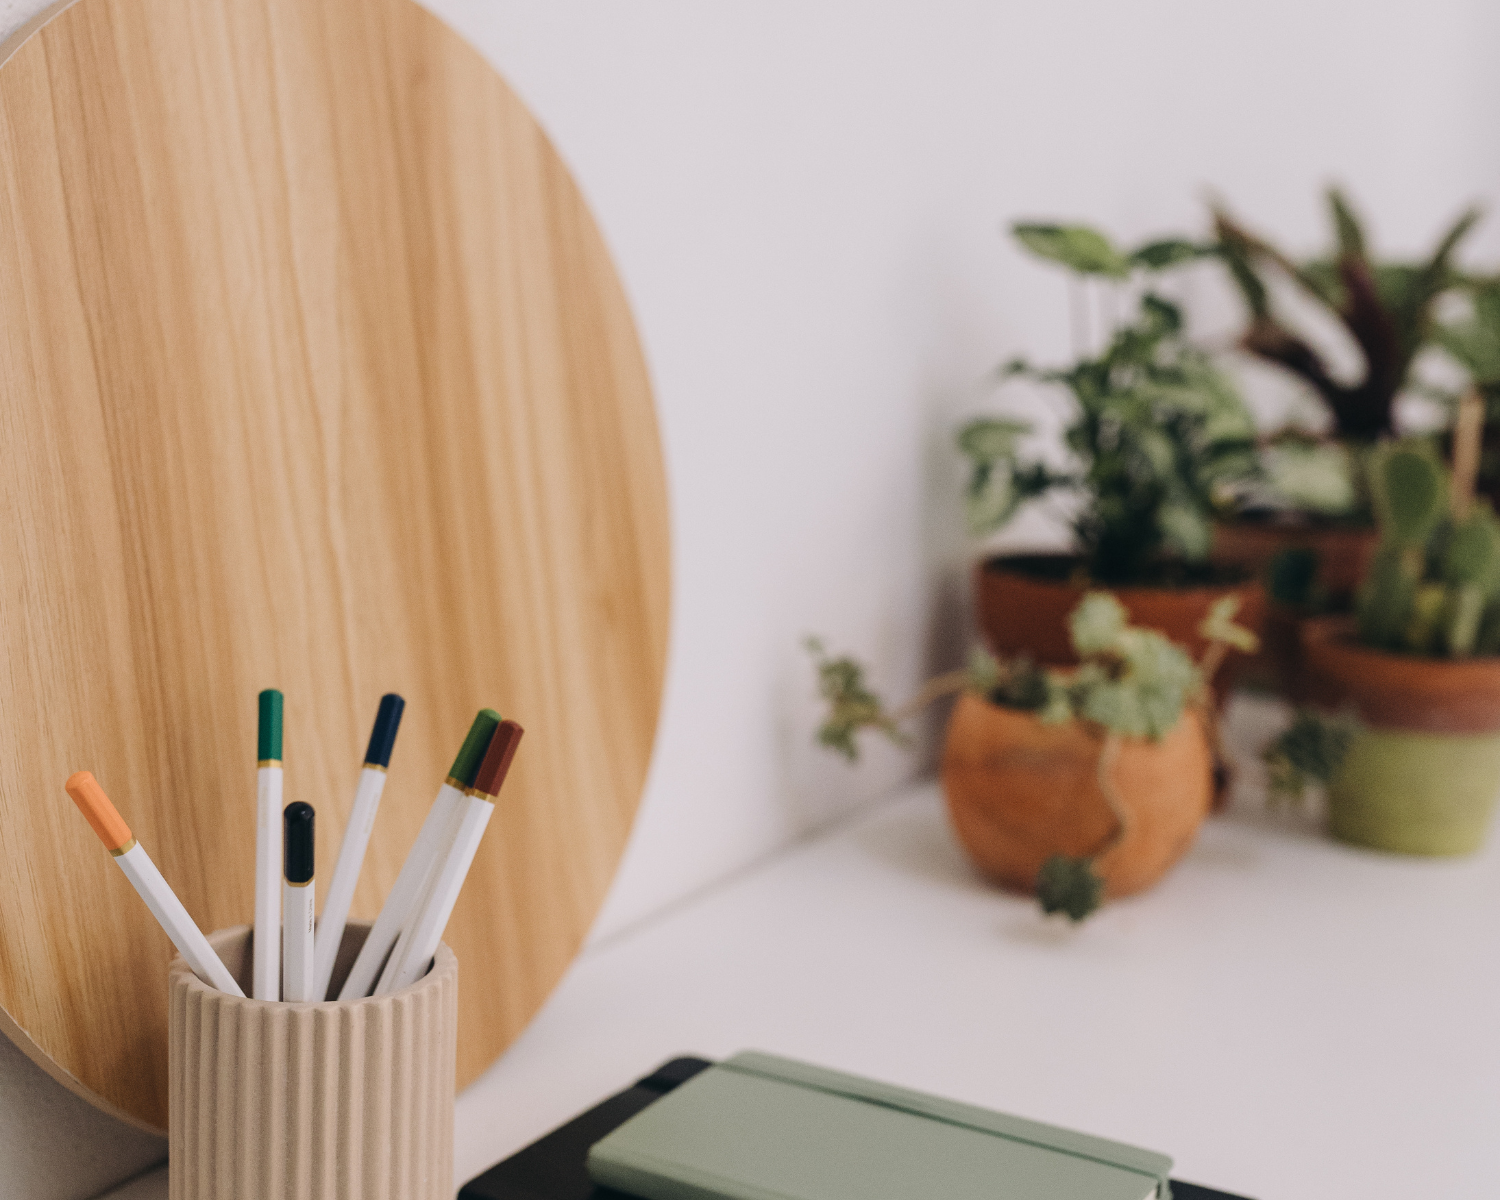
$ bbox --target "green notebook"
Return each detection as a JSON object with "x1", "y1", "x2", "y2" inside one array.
[{"x1": 586, "y1": 1052, "x2": 1173, "y2": 1200}]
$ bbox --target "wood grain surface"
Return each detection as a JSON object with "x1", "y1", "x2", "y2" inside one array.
[{"x1": 0, "y1": 0, "x2": 669, "y2": 1130}]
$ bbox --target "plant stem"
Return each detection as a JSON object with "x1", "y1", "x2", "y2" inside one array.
[
  {"x1": 1196, "y1": 642, "x2": 1228, "y2": 695},
  {"x1": 1452, "y1": 386, "x2": 1484, "y2": 521},
  {"x1": 888, "y1": 670, "x2": 971, "y2": 723},
  {"x1": 1069, "y1": 278, "x2": 1088, "y2": 358},
  {"x1": 1090, "y1": 729, "x2": 1129, "y2": 859}
]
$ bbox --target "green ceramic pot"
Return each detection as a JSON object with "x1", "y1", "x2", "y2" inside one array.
[
  {"x1": 1304, "y1": 616, "x2": 1500, "y2": 856},
  {"x1": 1328, "y1": 728, "x2": 1500, "y2": 856}
]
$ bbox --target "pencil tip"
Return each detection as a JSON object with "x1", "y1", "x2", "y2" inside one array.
[
  {"x1": 471, "y1": 719, "x2": 524, "y2": 798},
  {"x1": 447, "y1": 709, "x2": 501, "y2": 789},
  {"x1": 364, "y1": 693, "x2": 406, "y2": 768},
  {"x1": 283, "y1": 801, "x2": 315, "y2": 883},
  {"x1": 64, "y1": 771, "x2": 133, "y2": 852},
  {"x1": 258, "y1": 690, "x2": 284, "y2": 762}
]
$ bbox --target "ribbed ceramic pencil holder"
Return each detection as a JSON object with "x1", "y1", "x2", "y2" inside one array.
[{"x1": 168, "y1": 921, "x2": 457, "y2": 1200}]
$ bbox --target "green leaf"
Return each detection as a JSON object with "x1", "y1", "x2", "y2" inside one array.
[
  {"x1": 965, "y1": 648, "x2": 1001, "y2": 695},
  {"x1": 1036, "y1": 855, "x2": 1104, "y2": 922},
  {"x1": 1139, "y1": 292, "x2": 1183, "y2": 335},
  {"x1": 1129, "y1": 239, "x2": 1207, "y2": 270},
  {"x1": 1013, "y1": 223, "x2": 1130, "y2": 278},
  {"x1": 1403, "y1": 582, "x2": 1449, "y2": 654},
  {"x1": 1436, "y1": 281, "x2": 1500, "y2": 385},
  {"x1": 1375, "y1": 445, "x2": 1447, "y2": 546},
  {"x1": 958, "y1": 419, "x2": 1039, "y2": 535},
  {"x1": 991, "y1": 659, "x2": 1054, "y2": 713},
  {"x1": 1445, "y1": 582, "x2": 1486, "y2": 658},
  {"x1": 1297, "y1": 258, "x2": 1346, "y2": 310},
  {"x1": 1442, "y1": 508, "x2": 1500, "y2": 589},
  {"x1": 1037, "y1": 677, "x2": 1076, "y2": 725},
  {"x1": 1264, "y1": 708, "x2": 1358, "y2": 808},
  {"x1": 956, "y1": 417, "x2": 1031, "y2": 463},
  {"x1": 1327, "y1": 187, "x2": 1369, "y2": 264},
  {"x1": 1267, "y1": 547, "x2": 1321, "y2": 607},
  {"x1": 1262, "y1": 440, "x2": 1359, "y2": 516},
  {"x1": 1213, "y1": 225, "x2": 1272, "y2": 318},
  {"x1": 965, "y1": 463, "x2": 1018, "y2": 534},
  {"x1": 1157, "y1": 503, "x2": 1212, "y2": 562},
  {"x1": 1424, "y1": 205, "x2": 1484, "y2": 282},
  {"x1": 1075, "y1": 677, "x2": 1149, "y2": 738},
  {"x1": 1069, "y1": 592, "x2": 1128, "y2": 656},
  {"x1": 805, "y1": 638, "x2": 907, "y2": 761},
  {"x1": 1199, "y1": 595, "x2": 1259, "y2": 652}
]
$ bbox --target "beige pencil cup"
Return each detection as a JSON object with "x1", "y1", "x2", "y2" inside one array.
[{"x1": 168, "y1": 922, "x2": 457, "y2": 1200}]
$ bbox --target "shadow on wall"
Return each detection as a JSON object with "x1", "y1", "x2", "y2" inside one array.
[{"x1": 0, "y1": 1028, "x2": 165, "y2": 1199}]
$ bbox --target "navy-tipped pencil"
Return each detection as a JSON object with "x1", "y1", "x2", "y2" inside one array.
[{"x1": 312, "y1": 694, "x2": 405, "y2": 999}]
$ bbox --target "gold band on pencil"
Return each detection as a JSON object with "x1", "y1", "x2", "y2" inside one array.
[
  {"x1": 110, "y1": 838, "x2": 137, "y2": 858},
  {"x1": 443, "y1": 775, "x2": 463, "y2": 790},
  {"x1": 361, "y1": 763, "x2": 388, "y2": 773},
  {"x1": 258, "y1": 759, "x2": 282, "y2": 769},
  {"x1": 286, "y1": 878, "x2": 314, "y2": 888}
]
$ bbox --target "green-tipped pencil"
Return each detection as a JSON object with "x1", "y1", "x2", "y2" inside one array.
[
  {"x1": 339, "y1": 709, "x2": 499, "y2": 1000},
  {"x1": 254, "y1": 689, "x2": 284, "y2": 1001}
]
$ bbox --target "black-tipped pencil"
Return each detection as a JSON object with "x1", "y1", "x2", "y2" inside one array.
[{"x1": 282, "y1": 801, "x2": 316, "y2": 1002}]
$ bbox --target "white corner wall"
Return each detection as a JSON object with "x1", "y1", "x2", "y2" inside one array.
[{"x1": 417, "y1": 0, "x2": 1500, "y2": 941}]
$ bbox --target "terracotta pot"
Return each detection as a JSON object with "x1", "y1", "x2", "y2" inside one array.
[
  {"x1": 939, "y1": 692, "x2": 1213, "y2": 897},
  {"x1": 973, "y1": 554, "x2": 1265, "y2": 703},
  {"x1": 1301, "y1": 617, "x2": 1500, "y2": 733},
  {"x1": 1211, "y1": 518, "x2": 1377, "y2": 605},
  {"x1": 1211, "y1": 519, "x2": 1378, "y2": 695},
  {"x1": 1301, "y1": 617, "x2": 1500, "y2": 855}
]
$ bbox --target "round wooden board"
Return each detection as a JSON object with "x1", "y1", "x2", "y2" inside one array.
[{"x1": 0, "y1": 0, "x2": 668, "y2": 1131}]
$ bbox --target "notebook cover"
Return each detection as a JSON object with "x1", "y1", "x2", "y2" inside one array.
[
  {"x1": 586, "y1": 1051, "x2": 1170, "y2": 1200},
  {"x1": 458, "y1": 1056, "x2": 1256, "y2": 1200}
]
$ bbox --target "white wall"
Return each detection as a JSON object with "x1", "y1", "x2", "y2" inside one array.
[{"x1": 416, "y1": 0, "x2": 1500, "y2": 941}]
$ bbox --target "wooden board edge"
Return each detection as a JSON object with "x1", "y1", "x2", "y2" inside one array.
[
  {"x1": 0, "y1": 0, "x2": 83, "y2": 67},
  {"x1": 0, "y1": 997, "x2": 168, "y2": 1136}
]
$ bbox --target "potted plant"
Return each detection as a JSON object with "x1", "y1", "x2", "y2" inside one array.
[
  {"x1": 809, "y1": 593, "x2": 1257, "y2": 920},
  {"x1": 1270, "y1": 438, "x2": 1500, "y2": 854},
  {"x1": 1210, "y1": 188, "x2": 1480, "y2": 596},
  {"x1": 961, "y1": 223, "x2": 1265, "y2": 691}
]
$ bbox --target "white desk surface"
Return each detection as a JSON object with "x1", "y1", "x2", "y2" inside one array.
[{"x1": 108, "y1": 698, "x2": 1500, "y2": 1200}]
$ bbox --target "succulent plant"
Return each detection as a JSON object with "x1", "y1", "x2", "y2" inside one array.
[
  {"x1": 1355, "y1": 442, "x2": 1500, "y2": 657},
  {"x1": 962, "y1": 224, "x2": 1258, "y2": 584},
  {"x1": 1264, "y1": 708, "x2": 1359, "y2": 809},
  {"x1": 1215, "y1": 188, "x2": 1481, "y2": 444}
]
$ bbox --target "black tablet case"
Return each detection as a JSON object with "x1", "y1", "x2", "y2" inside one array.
[{"x1": 458, "y1": 1057, "x2": 1256, "y2": 1200}]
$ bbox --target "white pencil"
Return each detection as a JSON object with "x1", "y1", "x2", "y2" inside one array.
[
  {"x1": 377, "y1": 719, "x2": 522, "y2": 995},
  {"x1": 64, "y1": 772, "x2": 243, "y2": 997},
  {"x1": 254, "y1": 689, "x2": 283, "y2": 1002},
  {"x1": 282, "y1": 802, "x2": 316, "y2": 1002},
  {"x1": 337, "y1": 709, "x2": 499, "y2": 1000},
  {"x1": 313, "y1": 694, "x2": 404, "y2": 1000}
]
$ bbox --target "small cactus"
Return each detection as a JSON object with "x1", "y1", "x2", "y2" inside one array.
[{"x1": 1356, "y1": 442, "x2": 1500, "y2": 657}]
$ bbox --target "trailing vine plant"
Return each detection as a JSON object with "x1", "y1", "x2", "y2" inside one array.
[{"x1": 807, "y1": 594, "x2": 1257, "y2": 922}]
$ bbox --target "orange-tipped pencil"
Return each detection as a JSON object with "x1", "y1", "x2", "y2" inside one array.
[{"x1": 64, "y1": 772, "x2": 243, "y2": 997}]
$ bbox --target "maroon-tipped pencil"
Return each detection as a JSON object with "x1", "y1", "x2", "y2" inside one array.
[{"x1": 374, "y1": 719, "x2": 524, "y2": 995}]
